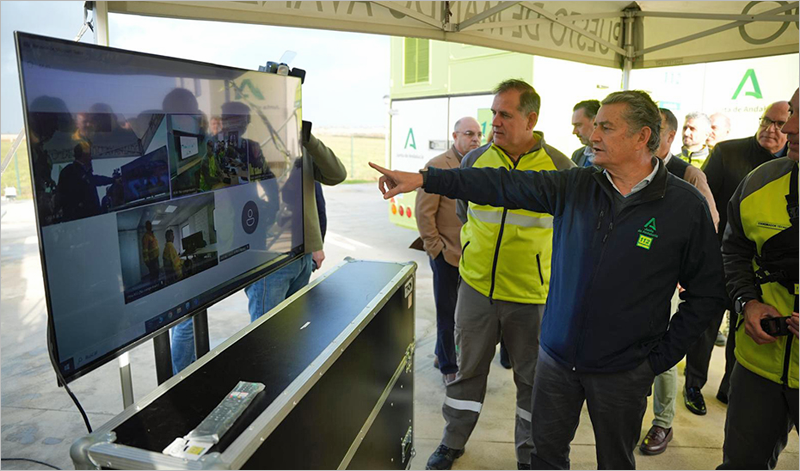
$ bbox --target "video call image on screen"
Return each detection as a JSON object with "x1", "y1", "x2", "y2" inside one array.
[
  {"x1": 27, "y1": 109, "x2": 172, "y2": 226},
  {"x1": 169, "y1": 114, "x2": 253, "y2": 197},
  {"x1": 16, "y1": 32, "x2": 304, "y2": 381},
  {"x1": 117, "y1": 193, "x2": 219, "y2": 304}
]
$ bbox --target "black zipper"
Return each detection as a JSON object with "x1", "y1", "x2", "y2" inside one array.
[
  {"x1": 536, "y1": 254, "x2": 544, "y2": 284},
  {"x1": 781, "y1": 334, "x2": 793, "y2": 387},
  {"x1": 572, "y1": 205, "x2": 613, "y2": 370},
  {"x1": 489, "y1": 208, "x2": 509, "y2": 300},
  {"x1": 488, "y1": 150, "x2": 524, "y2": 300}
]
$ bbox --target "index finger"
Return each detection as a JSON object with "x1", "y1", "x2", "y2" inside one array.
[{"x1": 369, "y1": 162, "x2": 390, "y2": 175}]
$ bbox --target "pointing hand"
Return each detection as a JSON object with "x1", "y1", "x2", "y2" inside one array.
[{"x1": 369, "y1": 162, "x2": 424, "y2": 199}]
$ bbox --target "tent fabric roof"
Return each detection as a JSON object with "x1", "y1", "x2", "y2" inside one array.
[{"x1": 104, "y1": 1, "x2": 799, "y2": 69}]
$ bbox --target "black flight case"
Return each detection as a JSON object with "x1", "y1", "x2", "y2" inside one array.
[{"x1": 71, "y1": 258, "x2": 417, "y2": 469}]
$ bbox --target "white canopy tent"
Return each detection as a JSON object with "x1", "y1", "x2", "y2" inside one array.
[
  {"x1": 3, "y1": 1, "x2": 797, "y2": 174},
  {"x1": 96, "y1": 1, "x2": 799, "y2": 87}
]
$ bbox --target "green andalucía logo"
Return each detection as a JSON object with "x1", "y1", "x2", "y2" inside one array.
[
  {"x1": 404, "y1": 128, "x2": 416, "y2": 149},
  {"x1": 731, "y1": 69, "x2": 762, "y2": 100},
  {"x1": 636, "y1": 217, "x2": 658, "y2": 250}
]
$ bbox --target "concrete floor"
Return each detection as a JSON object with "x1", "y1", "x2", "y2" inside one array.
[{"x1": 1, "y1": 184, "x2": 798, "y2": 470}]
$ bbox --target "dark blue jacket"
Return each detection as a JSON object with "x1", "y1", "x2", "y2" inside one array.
[{"x1": 425, "y1": 159, "x2": 727, "y2": 374}]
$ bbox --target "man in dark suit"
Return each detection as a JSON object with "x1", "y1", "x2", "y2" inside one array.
[{"x1": 570, "y1": 100, "x2": 600, "y2": 167}]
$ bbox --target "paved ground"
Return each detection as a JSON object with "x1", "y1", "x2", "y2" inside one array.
[{"x1": 1, "y1": 185, "x2": 798, "y2": 470}]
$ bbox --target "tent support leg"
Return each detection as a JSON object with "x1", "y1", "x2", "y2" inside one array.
[{"x1": 622, "y1": 15, "x2": 635, "y2": 90}]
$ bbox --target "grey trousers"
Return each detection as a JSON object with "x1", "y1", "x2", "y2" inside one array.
[
  {"x1": 652, "y1": 365, "x2": 678, "y2": 428},
  {"x1": 718, "y1": 363, "x2": 799, "y2": 469},
  {"x1": 652, "y1": 287, "x2": 681, "y2": 429},
  {"x1": 529, "y1": 349, "x2": 655, "y2": 470},
  {"x1": 441, "y1": 281, "x2": 543, "y2": 464}
]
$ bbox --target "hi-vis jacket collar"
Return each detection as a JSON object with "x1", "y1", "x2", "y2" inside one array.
[{"x1": 492, "y1": 131, "x2": 544, "y2": 164}]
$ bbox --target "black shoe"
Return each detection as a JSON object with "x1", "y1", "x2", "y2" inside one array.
[
  {"x1": 426, "y1": 444, "x2": 464, "y2": 470},
  {"x1": 517, "y1": 462, "x2": 531, "y2": 470},
  {"x1": 716, "y1": 389, "x2": 729, "y2": 405},
  {"x1": 684, "y1": 387, "x2": 707, "y2": 415},
  {"x1": 500, "y1": 343, "x2": 512, "y2": 369}
]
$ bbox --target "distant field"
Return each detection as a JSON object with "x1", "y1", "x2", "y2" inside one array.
[
  {"x1": 0, "y1": 133, "x2": 385, "y2": 200},
  {"x1": 1, "y1": 139, "x2": 32, "y2": 199},
  {"x1": 314, "y1": 134, "x2": 385, "y2": 182}
]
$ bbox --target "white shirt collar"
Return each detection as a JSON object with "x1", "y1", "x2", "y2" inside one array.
[{"x1": 603, "y1": 159, "x2": 659, "y2": 197}]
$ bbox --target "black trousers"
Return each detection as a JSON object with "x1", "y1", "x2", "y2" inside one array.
[
  {"x1": 685, "y1": 309, "x2": 725, "y2": 389},
  {"x1": 718, "y1": 311, "x2": 737, "y2": 397},
  {"x1": 529, "y1": 349, "x2": 655, "y2": 470},
  {"x1": 717, "y1": 364, "x2": 798, "y2": 469},
  {"x1": 430, "y1": 253, "x2": 459, "y2": 374}
]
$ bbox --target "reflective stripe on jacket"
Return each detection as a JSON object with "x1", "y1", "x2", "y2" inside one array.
[
  {"x1": 458, "y1": 135, "x2": 574, "y2": 304},
  {"x1": 724, "y1": 158, "x2": 798, "y2": 388}
]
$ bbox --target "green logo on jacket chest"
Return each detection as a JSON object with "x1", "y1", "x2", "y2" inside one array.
[{"x1": 636, "y1": 218, "x2": 658, "y2": 250}]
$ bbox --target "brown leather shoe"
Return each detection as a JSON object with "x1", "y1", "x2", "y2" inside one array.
[{"x1": 639, "y1": 425, "x2": 673, "y2": 455}]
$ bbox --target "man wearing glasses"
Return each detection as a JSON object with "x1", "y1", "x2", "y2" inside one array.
[
  {"x1": 414, "y1": 117, "x2": 482, "y2": 385},
  {"x1": 683, "y1": 100, "x2": 791, "y2": 415}
]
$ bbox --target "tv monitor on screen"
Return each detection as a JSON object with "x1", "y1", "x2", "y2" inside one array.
[
  {"x1": 16, "y1": 32, "x2": 306, "y2": 384},
  {"x1": 182, "y1": 231, "x2": 206, "y2": 254},
  {"x1": 178, "y1": 134, "x2": 200, "y2": 160}
]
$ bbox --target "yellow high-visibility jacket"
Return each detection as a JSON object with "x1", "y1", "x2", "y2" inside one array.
[
  {"x1": 457, "y1": 134, "x2": 574, "y2": 304},
  {"x1": 724, "y1": 158, "x2": 798, "y2": 388}
]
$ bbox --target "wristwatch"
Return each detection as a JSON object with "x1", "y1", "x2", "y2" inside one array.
[{"x1": 734, "y1": 296, "x2": 755, "y2": 315}]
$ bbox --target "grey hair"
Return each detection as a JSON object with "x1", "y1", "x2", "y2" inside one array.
[
  {"x1": 601, "y1": 90, "x2": 661, "y2": 154},
  {"x1": 710, "y1": 112, "x2": 731, "y2": 129},
  {"x1": 493, "y1": 79, "x2": 541, "y2": 116},
  {"x1": 684, "y1": 112, "x2": 712, "y2": 129}
]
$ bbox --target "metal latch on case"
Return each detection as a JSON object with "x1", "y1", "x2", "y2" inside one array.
[
  {"x1": 404, "y1": 343, "x2": 415, "y2": 374},
  {"x1": 401, "y1": 426, "x2": 413, "y2": 464}
]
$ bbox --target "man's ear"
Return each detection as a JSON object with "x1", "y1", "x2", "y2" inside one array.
[
  {"x1": 637, "y1": 126, "x2": 652, "y2": 150},
  {"x1": 452, "y1": 131, "x2": 458, "y2": 142},
  {"x1": 528, "y1": 112, "x2": 539, "y2": 131}
]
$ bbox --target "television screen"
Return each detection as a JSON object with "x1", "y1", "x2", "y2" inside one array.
[
  {"x1": 179, "y1": 135, "x2": 199, "y2": 160},
  {"x1": 16, "y1": 32, "x2": 306, "y2": 383}
]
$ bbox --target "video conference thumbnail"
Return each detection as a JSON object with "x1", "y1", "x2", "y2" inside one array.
[
  {"x1": 168, "y1": 109, "x2": 267, "y2": 198},
  {"x1": 27, "y1": 103, "x2": 171, "y2": 226},
  {"x1": 117, "y1": 193, "x2": 220, "y2": 304}
]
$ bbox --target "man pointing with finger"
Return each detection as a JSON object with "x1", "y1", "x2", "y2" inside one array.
[{"x1": 371, "y1": 89, "x2": 727, "y2": 469}]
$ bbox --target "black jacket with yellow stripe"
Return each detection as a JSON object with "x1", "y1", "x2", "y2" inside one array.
[{"x1": 722, "y1": 158, "x2": 798, "y2": 388}]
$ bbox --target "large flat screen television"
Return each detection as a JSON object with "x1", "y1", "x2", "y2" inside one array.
[{"x1": 15, "y1": 32, "x2": 306, "y2": 384}]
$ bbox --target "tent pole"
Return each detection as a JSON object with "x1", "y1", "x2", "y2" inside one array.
[
  {"x1": 93, "y1": 1, "x2": 109, "y2": 46},
  {"x1": 622, "y1": 15, "x2": 635, "y2": 91}
]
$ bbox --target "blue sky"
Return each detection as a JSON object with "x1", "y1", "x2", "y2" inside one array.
[{"x1": 1, "y1": 1, "x2": 391, "y2": 133}]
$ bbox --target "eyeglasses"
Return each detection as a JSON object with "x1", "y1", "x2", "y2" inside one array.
[
  {"x1": 457, "y1": 131, "x2": 483, "y2": 138},
  {"x1": 759, "y1": 116, "x2": 787, "y2": 129}
]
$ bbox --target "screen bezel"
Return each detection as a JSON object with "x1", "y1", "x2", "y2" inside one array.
[{"x1": 15, "y1": 31, "x2": 306, "y2": 384}]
